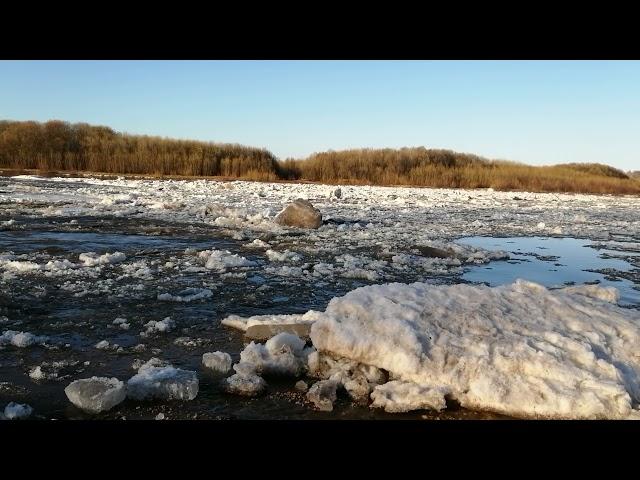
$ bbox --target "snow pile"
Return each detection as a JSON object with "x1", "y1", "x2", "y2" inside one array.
[
  {"x1": 141, "y1": 317, "x2": 175, "y2": 336},
  {"x1": 197, "y1": 249, "x2": 255, "y2": 272},
  {"x1": 0, "y1": 330, "x2": 48, "y2": 348},
  {"x1": 3, "y1": 402, "x2": 33, "y2": 420},
  {"x1": 79, "y1": 251, "x2": 126, "y2": 267},
  {"x1": 64, "y1": 377, "x2": 127, "y2": 413},
  {"x1": 127, "y1": 360, "x2": 199, "y2": 401},
  {"x1": 202, "y1": 351, "x2": 232, "y2": 374},
  {"x1": 308, "y1": 280, "x2": 640, "y2": 419},
  {"x1": 157, "y1": 288, "x2": 213, "y2": 303}
]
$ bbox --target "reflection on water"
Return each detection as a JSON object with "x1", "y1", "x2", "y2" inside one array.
[{"x1": 460, "y1": 236, "x2": 640, "y2": 306}]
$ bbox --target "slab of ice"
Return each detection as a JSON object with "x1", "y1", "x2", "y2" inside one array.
[
  {"x1": 64, "y1": 377, "x2": 127, "y2": 413},
  {"x1": 309, "y1": 280, "x2": 640, "y2": 419},
  {"x1": 3, "y1": 402, "x2": 33, "y2": 419},
  {"x1": 221, "y1": 310, "x2": 320, "y2": 333},
  {"x1": 202, "y1": 351, "x2": 232, "y2": 374},
  {"x1": 127, "y1": 364, "x2": 199, "y2": 401},
  {"x1": 370, "y1": 381, "x2": 449, "y2": 413},
  {"x1": 0, "y1": 330, "x2": 48, "y2": 348},
  {"x1": 79, "y1": 251, "x2": 126, "y2": 267}
]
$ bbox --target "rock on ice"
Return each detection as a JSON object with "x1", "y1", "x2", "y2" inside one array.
[{"x1": 64, "y1": 377, "x2": 127, "y2": 413}]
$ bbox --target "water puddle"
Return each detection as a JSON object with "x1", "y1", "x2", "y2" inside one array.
[{"x1": 460, "y1": 236, "x2": 640, "y2": 306}]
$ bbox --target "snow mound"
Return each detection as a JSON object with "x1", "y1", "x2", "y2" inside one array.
[
  {"x1": 3, "y1": 402, "x2": 33, "y2": 419},
  {"x1": 309, "y1": 279, "x2": 640, "y2": 419},
  {"x1": 79, "y1": 251, "x2": 126, "y2": 267},
  {"x1": 202, "y1": 351, "x2": 232, "y2": 374},
  {"x1": 64, "y1": 377, "x2": 127, "y2": 413},
  {"x1": 0, "y1": 330, "x2": 48, "y2": 348},
  {"x1": 127, "y1": 364, "x2": 199, "y2": 401}
]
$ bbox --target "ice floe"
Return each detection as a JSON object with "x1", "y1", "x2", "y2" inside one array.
[
  {"x1": 202, "y1": 351, "x2": 232, "y2": 374},
  {"x1": 307, "y1": 280, "x2": 640, "y2": 419},
  {"x1": 65, "y1": 377, "x2": 127, "y2": 413},
  {"x1": 127, "y1": 360, "x2": 199, "y2": 401}
]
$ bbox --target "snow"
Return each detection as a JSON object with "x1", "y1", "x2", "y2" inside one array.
[
  {"x1": 0, "y1": 330, "x2": 48, "y2": 348},
  {"x1": 157, "y1": 288, "x2": 213, "y2": 302},
  {"x1": 308, "y1": 280, "x2": 640, "y2": 419},
  {"x1": 3, "y1": 402, "x2": 33, "y2": 420},
  {"x1": 370, "y1": 381, "x2": 449, "y2": 413},
  {"x1": 127, "y1": 362, "x2": 199, "y2": 401},
  {"x1": 202, "y1": 351, "x2": 232, "y2": 374},
  {"x1": 64, "y1": 377, "x2": 127, "y2": 413},
  {"x1": 79, "y1": 251, "x2": 126, "y2": 267}
]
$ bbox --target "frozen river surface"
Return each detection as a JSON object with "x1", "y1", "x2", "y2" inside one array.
[{"x1": 0, "y1": 175, "x2": 638, "y2": 419}]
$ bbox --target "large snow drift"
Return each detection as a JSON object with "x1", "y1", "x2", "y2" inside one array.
[{"x1": 304, "y1": 280, "x2": 640, "y2": 419}]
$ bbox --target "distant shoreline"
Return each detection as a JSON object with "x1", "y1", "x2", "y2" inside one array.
[{"x1": 2, "y1": 167, "x2": 639, "y2": 197}]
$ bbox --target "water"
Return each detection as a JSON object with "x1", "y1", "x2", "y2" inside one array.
[
  {"x1": 3, "y1": 221, "x2": 638, "y2": 420},
  {"x1": 460, "y1": 236, "x2": 640, "y2": 306}
]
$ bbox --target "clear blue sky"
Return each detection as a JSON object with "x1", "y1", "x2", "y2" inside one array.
[{"x1": 1, "y1": 60, "x2": 639, "y2": 170}]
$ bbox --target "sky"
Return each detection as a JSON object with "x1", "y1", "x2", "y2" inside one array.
[{"x1": 1, "y1": 60, "x2": 639, "y2": 170}]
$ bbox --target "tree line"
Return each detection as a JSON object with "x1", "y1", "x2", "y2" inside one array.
[{"x1": 1, "y1": 120, "x2": 638, "y2": 195}]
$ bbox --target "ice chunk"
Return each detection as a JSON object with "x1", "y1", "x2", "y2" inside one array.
[
  {"x1": 370, "y1": 381, "x2": 449, "y2": 413},
  {"x1": 95, "y1": 340, "x2": 110, "y2": 349},
  {"x1": 295, "y1": 380, "x2": 309, "y2": 392},
  {"x1": 202, "y1": 351, "x2": 232, "y2": 374},
  {"x1": 309, "y1": 280, "x2": 640, "y2": 419},
  {"x1": 266, "y1": 249, "x2": 302, "y2": 263},
  {"x1": 79, "y1": 251, "x2": 126, "y2": 267},
  {"x1": 157, "y1": 288, "x2": 213, "y2": 303},
  {"x1": 3, "y1": 402, "x2": 33, "y2": 419},
  {"x1": 141, "y1": 317, "x2": 175, "y2": 336},
  {"x1": 127, "y1": 366, "x2": 199, "y2": 401},
  {"x1": 64, "y1": 377, "x2": 127, "y2": 413},
  {"x1": 238, "y1": 333, "x2": 309, "y2": 377},
  {"x1": 0, "y1": 330, "x2": 48, "y2": 348},
  {"x1": 197, "y1": 249, "x2": 255, "y2": 272},
  {"x1": 223, "y1": 372, "x2": 267, "y2": 396},
  {"x1": 306, "y1": 380, "x2": 338, "y2": 411}
]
